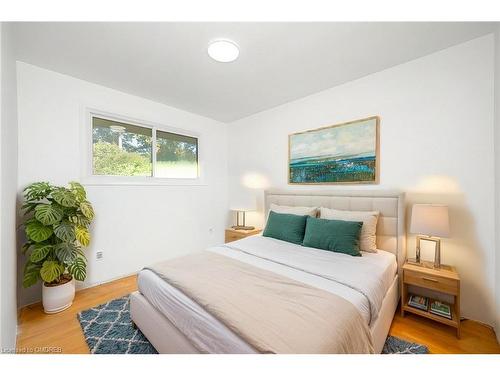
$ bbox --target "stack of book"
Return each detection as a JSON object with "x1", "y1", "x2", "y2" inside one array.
[
  {"x1": 430, "y1": 300, "x2": 452, "y2": 319},
  {"x1": 408, "y1": 295, "x2": 429, "y2": 311}
]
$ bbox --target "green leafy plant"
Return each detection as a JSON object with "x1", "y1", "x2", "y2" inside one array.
[
  {"x1": 93, "y1": 141, "x2": 151, "y2": 176},
  {"x1": 21, "y1": 181, "x2": 95, "y2": 288}
]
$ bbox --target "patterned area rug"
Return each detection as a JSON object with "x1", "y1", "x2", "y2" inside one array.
[
  {"x1": 382, "y1": 336, "x2": 429, "y2": 354},
  {"x1": 78, "y1": 295, "x2": 157, "y2": 354},
  {"x1": 78, "y1": 295, "x2": 428, "y2": 354}
]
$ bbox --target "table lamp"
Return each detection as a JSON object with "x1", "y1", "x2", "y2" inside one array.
[
  {"x1": 231, "y1": 208, "x2": 255, "y2": 230},
  {"x1": 410, "y1": 204, "x2": 450, "y2": 268}
]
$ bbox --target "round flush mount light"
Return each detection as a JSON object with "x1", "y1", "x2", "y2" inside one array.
[
  {"x1": 208, "y1": 39, "x2": 239, "y2": 63},
  {"x1": 110, "y1": 125, "x2": 126, "y2": 133}
]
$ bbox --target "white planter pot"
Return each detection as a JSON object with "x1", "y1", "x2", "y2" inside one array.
[{"x1": 42, "y1": 277, "x2": 75, "y2": 314}]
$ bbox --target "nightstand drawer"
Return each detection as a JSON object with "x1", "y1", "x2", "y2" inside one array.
[
  {"x1": 225, "y1": 228, "x2": 262, "y2": 243},
  {"x1": 225, "y1": 232, "x2": 244, "y2": 243},
  {"x1": 404, "y1": 269, "x2": 459, "y2": 295}
]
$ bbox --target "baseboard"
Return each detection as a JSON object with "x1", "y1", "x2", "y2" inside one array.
[
  {"x1": 496, "y1": 321, "x2": 500, "y2": 344},
  {"x1": 17, "y1": 271, "x2": 139, "y2": 310},
  {"x1": 77, "y1": 271, "x2": 139, "y2": 292}
]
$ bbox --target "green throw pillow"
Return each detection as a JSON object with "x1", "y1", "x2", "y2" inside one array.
[
  {"x1": 302, "y1": 216, "x2": 363, "y2": 256},
  {"x1": 262, "y1": 211, "x2": 308, "y2": 245}
]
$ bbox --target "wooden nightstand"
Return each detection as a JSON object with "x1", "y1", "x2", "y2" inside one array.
[
  {"x1": 401, "y1": 261, "x2": 461, "y2": 338},
  {"x1": 224, "y1": 228, "x2": 262, "y2": 243}
]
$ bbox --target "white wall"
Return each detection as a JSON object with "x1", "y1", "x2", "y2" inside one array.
[
  {"x1": 228, "y1": 35, "x2": 496, "y2": 325},
  {"x1": 17, "y1": 63, "x2": 228, "y2": 306},
  {"x1": 10, "y1": 30, "x2": 500, "y2": 336},
  {"x1": 494, "y1": 26, "x2": 500, "y2": 342},
  {"x1": 1, "y1": 23, "x2": 19, "y2": 350}
]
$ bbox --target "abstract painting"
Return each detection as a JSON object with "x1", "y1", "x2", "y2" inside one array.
[{"x1": 288, "y1": 116, "x2": 379, "y2": 184}]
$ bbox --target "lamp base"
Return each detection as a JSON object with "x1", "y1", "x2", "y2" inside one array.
[
  {"x1": 416, "y1": 235, "x2": 442, "y2": 268},
  {"x1": 406, "y1": 258, "x2": 421, "y2": 266},
  {"x1": 409, "y1": 260, "x2": 443, "y2": 270},
  {"x1": 231, "y1": 225, "x2": 255, "y2": 231},
  {"x1": 232, "y1": 211, "x2": 254, "y2": 231}
]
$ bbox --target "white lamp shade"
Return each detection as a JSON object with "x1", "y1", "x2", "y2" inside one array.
[
  {"x1": 230, "y1": 190, "x2": 257, "y2": 212},
  {"x1": 230, "y1": 207, "x2": 255, "y2": 212},
  {"x1": 410, "y1": 204, "x2": 450, "y2": 238}
]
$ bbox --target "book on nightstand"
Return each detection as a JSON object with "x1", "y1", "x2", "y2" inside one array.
[
  {"x1": 430, "y1": 300, "x2": 452, "y2": 319},
  {"x1": 408, "y1": 294, "x2": 429, "y2": 311}
]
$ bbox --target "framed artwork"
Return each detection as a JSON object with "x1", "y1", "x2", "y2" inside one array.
[{"x1": 288, "y1": 116, "x2": 379, "y2": 184}]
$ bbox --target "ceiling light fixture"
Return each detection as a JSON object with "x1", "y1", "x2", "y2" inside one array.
[
  {"x1": 110, "y1": 125, "x2": 126, "y2": 133},
  {"x1": 208, "y1": 39, "x2": 239, "y2": 63}
]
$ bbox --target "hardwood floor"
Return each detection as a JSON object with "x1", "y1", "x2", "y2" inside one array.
[
  {"x1": 390, "y1": 309, "x2": 500, "y2": 354},
  {"x1": 16, "y1": 275, "x2": 138, "y2": 354},
  {"x1": 16, "y1": 275, "x2": 500, "y2": 354}
]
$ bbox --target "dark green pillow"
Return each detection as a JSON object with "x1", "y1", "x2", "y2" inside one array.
[
  {"x1": 302, "y1": 216, "x2": 363, "y2": 256},
  {"x1": 262, "y1": 211, "x2": 307, "y2": 245}
]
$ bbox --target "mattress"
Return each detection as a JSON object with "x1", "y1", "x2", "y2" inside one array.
[{"x1": 137, "y1": 235, "x2": 397, "y2": 354}]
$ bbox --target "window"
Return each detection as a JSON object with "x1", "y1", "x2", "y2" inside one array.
[
  {"x1": 91, "y1": 115, "x2": 199, "y2": 179},
  {"x1": 156, "y1": 130, "x2": 198, "y2": 178}
]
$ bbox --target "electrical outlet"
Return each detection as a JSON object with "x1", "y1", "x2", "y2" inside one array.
[
  {"x1": 208, "y1": 228, "x2": 214, "y2": 234},
  {"x1": 96, "y1": 251, "x2": 104, "y2": 261}
]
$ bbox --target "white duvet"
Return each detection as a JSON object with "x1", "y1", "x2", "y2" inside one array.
[
  {"x1": 138, "y1": 235, "x2": 397, "y2": 353},
  {"x1": 220, "y1": 235, "x2": 397, "y2": 323}
]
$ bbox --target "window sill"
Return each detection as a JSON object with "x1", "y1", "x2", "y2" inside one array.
[{"x1": 81, "y1": 176, "x2": 207, "y2": 186}]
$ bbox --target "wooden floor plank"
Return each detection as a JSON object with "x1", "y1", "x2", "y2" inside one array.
[
  {"x1": 16, "y1": 275, "x2": 500, "y2": 354},
  {"x1": 17, "y1": 275, "x2": 137, "y2": 354},
  {"x1": 390, "y1": 309, "x2": 500, "y2": 354}
]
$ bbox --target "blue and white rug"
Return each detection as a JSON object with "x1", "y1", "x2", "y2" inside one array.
[
  {"x1": 78, "y1": 295, "x2": 428, "y2": 354},
  {"x1": 382, "y1": 336, "x2": 429, "y2": 354},
  {"x1": 78, "y1": 295, "x2": 157, "y2": 354}
]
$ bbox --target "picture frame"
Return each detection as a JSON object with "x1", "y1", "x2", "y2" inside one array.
[{"x1": 288, "y1": 116, "x2": 380, "y2": 185}]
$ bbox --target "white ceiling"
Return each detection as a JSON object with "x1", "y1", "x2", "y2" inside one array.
[{"x1": 12, "y1": 22, "x2": 496, "y2": 122}]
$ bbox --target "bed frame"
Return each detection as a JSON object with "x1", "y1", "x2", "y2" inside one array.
[{"x1": 131, "y1": 189, "x2": 406, "y2": 354}]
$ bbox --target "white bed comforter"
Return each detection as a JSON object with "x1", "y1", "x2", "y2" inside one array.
[
  {"x1": 138, "y1": 235, "x2": 397, "y2": 353},
  {"x1": 220, "y1": 235, "x2": 397, "y2": 324}
]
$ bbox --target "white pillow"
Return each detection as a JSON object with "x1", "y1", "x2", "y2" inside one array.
[
  {"x1": 320, "y1": 207, "x2": 379, "y2": 253},
  {"x1": 270, "y1": 203, "x2": 318, "y2": 217}
]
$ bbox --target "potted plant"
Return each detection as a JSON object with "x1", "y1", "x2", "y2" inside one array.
[{"x1": 21, "y1": 181, "x2": 95, "y2": 314}]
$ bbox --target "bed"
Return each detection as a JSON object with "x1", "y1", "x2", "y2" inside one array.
[{"x1": 130, "y1": 189, "x2": 406, "y2": 354}]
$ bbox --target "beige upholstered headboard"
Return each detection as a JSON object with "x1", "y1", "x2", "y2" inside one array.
[{"x1": 264, "y1": 189, "x2": 406, "y2": 275}]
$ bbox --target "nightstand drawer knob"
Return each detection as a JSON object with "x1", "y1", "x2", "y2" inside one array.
[{"x1": 422, "y1": 277, "x2": 439, "y2": 282}]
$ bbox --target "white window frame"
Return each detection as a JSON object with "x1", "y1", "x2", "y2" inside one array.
[{"x1": 81, "y1": 108, "x2": 205, "y2": 186}]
